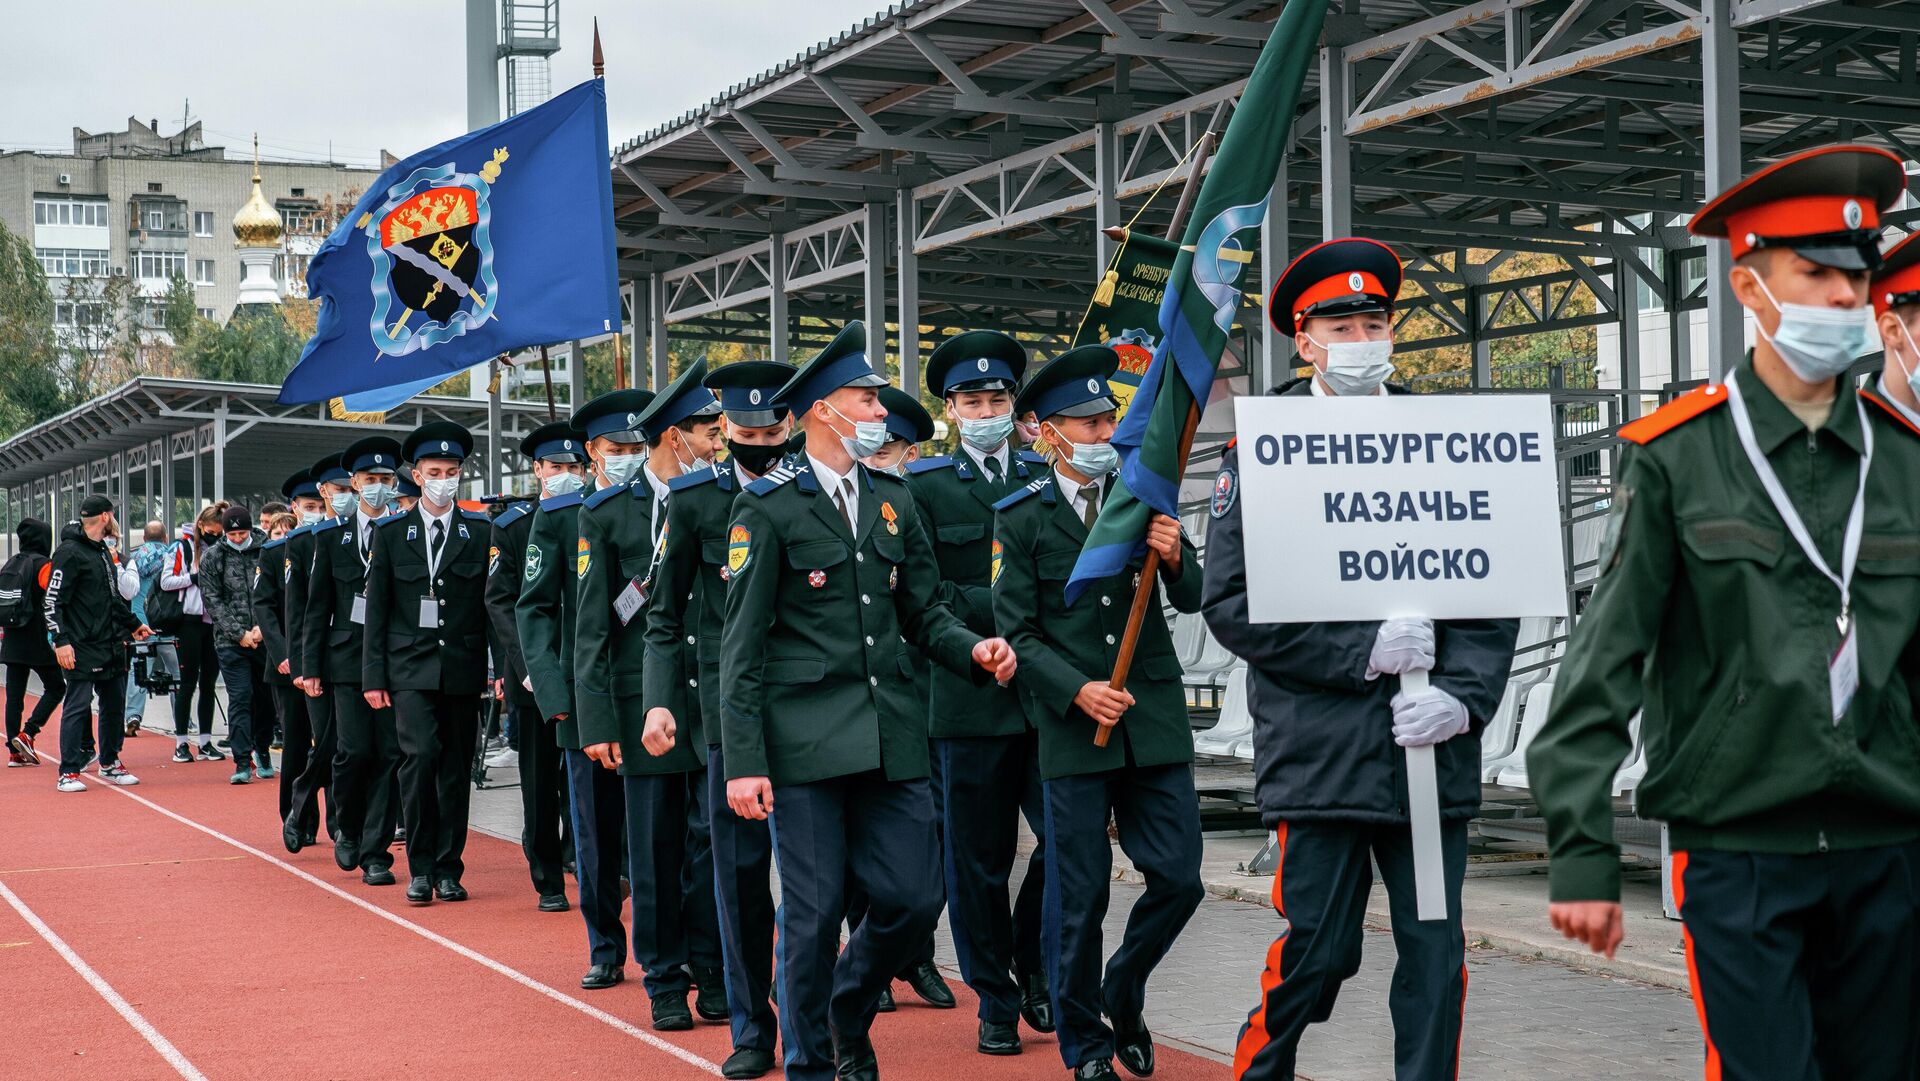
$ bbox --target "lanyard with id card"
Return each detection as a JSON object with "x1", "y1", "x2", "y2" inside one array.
[
  {"x1": 1724, "y1": 375, "x2": 1873, "y2": 723},
  {"x1": 614, "y1": 576, "x2": 649, "y2": 626},
  {"x1": 350, "y1": 594, "x2": 367, "y2": 624}
]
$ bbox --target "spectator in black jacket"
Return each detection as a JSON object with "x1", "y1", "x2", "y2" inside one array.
[
  {"x1": 201, "y1": 505, "x2": 271, "y2": 785},
  {"x1": 4, "y1": 517, "x2": 62, "y2": 766},
  {"x1": 45, "y1": 496, "x2": 151, "y2": 791}
]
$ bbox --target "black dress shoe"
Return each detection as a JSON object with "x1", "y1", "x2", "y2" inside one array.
[
  {"x1": 692, "y1": 964, "x2": 729, "y2": 1021},
  {"x1": 651, "y1": 991, "x2": 694, "y2": 1031},
  {"x1": 901, "y1": 960, "x2": 956, "y2": 1008},
  {"x1": 580, "y1": 963, "x2": 625, "y2": 990},
  {"x1": 434, "y1": 878, "x2": 468, "y2": 902},
  {"x1": 874, "y1": 985, "x2": 895, "y2": 1013},
  {"x1": 334, "y1": 837, "x2": 358, "y2": 872},
  {"x1": 362, "y1": 866, "x2": 396, "y2": 886},
  {"x1": 833, "y1": 1032, "x2": 878, "y2": 1081},
  {"x1": 1112, "y1": 1014, "x2": 1154, "y2": 1077},
  {"x1": 1020, "y1": 972, "x2": 1055, "y2": 1033},
  {"x1": 405, "y1": 877, "x2": 433, "y2": 906},
  {"x1": 538, "y1": 893, "x2": 570, "y2": 912},
  {"x1": 282, "y1": 815, "x2": 304, "y2": 854},
  {"x1": 393, "y1": 826, "x2": 407, "y2": 844},
  {"x1": 300, "y1": 832, "x2": 317, "y2": 848},
  {"x1": 1074, "y1": 1061, "x2": 1120, "y2": 1080},
  {"x1": 977, "y1": 1018, "x2": 1021, "y2": 1055},
  {"x1": 720, "y1": 1046, "x2": 775, "y2": 1079}
]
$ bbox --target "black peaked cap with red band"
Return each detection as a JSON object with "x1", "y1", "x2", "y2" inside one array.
[
  {"x1": 1873, "y1": 232, "x2": 1920, "y2": 317},
  {"x1": 1266, "y1": 237, "x2": 1402, "y2": 338},
  {"x1": 1689, "y1": 144, "x2": 1907, "y2": 271}
]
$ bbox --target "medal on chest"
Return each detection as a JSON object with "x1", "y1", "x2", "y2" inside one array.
[
  {"x1": 880, "y1": 501, "x2": 898, "y2": 535},
  {"x1": 808, "y1": 569, "x2": 826, "y2": 589}
]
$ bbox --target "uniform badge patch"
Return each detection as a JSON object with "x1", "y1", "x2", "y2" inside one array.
[
  {"x1": 523, "y1": 543, "x2": 541, "y2": 582},
  {"x1": 880, "y1": 501, "x2": 899, "y2": 536},
  {"x1": 808, "y1": 569, "x2": 826, "y2": 589},
  {"x1": 1210, "y1": 466, "x2": 1237, "y2": 519},
  {"x1": 991, "y1": 539, "x2": 1003, "y2": 586},
  {"x1": 727, "y1": 525, "x2": 751, "y2": 575},
  {"x1": 575, "y1": 537, "x2": 591, "y2": 578}
]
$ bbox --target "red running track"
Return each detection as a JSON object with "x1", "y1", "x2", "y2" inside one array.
[{"x1": 2, "y1": 726, "x2": 1230, "y2": 1080}]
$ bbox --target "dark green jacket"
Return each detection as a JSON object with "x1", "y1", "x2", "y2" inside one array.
[
  {"x1": 643, "y1": 461, "x2": 747, "y2": 747},
  {"x1": 905, "y1": 447, "x2": 1050, "y2": 738},
  {"x1": 574, "y1": 475, "x2": 705, "y2": 775},
  {"x1": 485, "y1": 501, "x2": 536, "y2": 709},
  {"x1": 991, "y1": 473, "x2": 1202, "y2": 779},
  {"x1": 1529, "y1": 357, "x2": 1920, "y2": 903},
  {"x1": 719, "y1": 458, "x2": 984, "y2": 787},
  {"x1": 515, "y1": 492, "x2": 584, "y2": 746}
]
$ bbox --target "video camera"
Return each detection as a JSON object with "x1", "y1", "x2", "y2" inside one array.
[{"x1": 131, "y1": 635, "x2": 181, "y2": 695}]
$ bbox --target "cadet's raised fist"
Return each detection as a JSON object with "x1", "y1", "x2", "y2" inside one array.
[{"x1": 972, "y1": 637, "x2": 1018, "y2": 683}]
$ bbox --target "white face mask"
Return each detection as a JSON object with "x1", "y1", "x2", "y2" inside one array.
[
  {"x1": 825, "y1": 402, "x2": 888, "y2": 459},
  {"x1": 299, "y1": 509, "x2": 325, "y2": 527},
  {"x1": 1049, "y1": 429, "x2": 1119, "y2": 477},
  {"x1": 421, "y1": 477, "x2": 460, "y2": 506},
  {"x1": 601, "y1": 451, "x2": 645, "y2": 487},
  {"x1": 1893, "y1": 319, "x2": 1920, "y2": 404},
  {"x1": 1308, "y1": 335, "x2": 1395, "y2": 396},
  {"x1": 957, "y1": 410, "x2": 1015, "y2": 451},
  {"x1": 358, "y1": 482, "x2": 394, "y2": 511},
  {"x1": 1746, "y1": 270, "x2": 1874, "y2": 382},
  {"x1": 541, "y1": 472, "x2": 585, "y2": 498}
]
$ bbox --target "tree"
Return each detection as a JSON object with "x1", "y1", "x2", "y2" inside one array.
[
  {"x1": 175, "y1": 302, "x2": 303, "y2": 385},
  {"x1": 0, "y1": 217, "x2": 69, "y2": 435}
]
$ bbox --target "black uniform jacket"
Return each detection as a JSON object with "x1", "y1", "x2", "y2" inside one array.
[{"x1": 362, "y1": 506, "x2": 492, "y2": 695}]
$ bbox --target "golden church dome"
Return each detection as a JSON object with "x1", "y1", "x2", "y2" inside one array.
[{"x1": 231, "y1": 135, "x2": 282, "y2": 248}]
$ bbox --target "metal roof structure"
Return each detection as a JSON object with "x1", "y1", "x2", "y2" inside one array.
[
  {"x1": 0, "y1": 378, "x2": 551, "y2": 532},
  {"x1": 609, "y1": 0, "x2": 1920, "y2": 403}
]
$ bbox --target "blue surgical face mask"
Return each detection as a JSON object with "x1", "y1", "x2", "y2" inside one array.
[
  {"x1": 299, "y1": 509, "x2": 325, "y2": 527},
  {"x1": 1051, "y1": 430, "x2": 1119, "y2": 477},
  {"x1": 225, "y1": 535, "x2": 252, "y2": 552},
  {"x1": 327, "y1": 490, "x2": 354, "y2": 516},
  {"x1": 957, "y1": 410, "x2": 1016, "y2": 451},
  {"x1": 826, "y1": 402, "x2": 888, "y2": 459},
  {"x1": 358, "y1": 482, "x2": 394, "y2": 510},
  {"x1": 541, "y1": 472, "x2": 585, "y2": 498},
  {"x1": 1747, "y1": 270, "x2": 1874, "y2": 382},
  {"x1": 601, "y1": 451, "x2": 645, "y2": 487}
]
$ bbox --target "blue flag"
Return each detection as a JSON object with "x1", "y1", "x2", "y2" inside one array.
[
  {"x1": 279, "y1": 79, "x2": 619, "y2": 404},
  {"x1": 1064, "y1": 0, "x2": 1326, "y2": 604}
]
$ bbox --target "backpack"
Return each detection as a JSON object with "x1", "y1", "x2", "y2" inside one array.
[{"x1": 0, "y1": 553, "x2": 37, "y2": 629}]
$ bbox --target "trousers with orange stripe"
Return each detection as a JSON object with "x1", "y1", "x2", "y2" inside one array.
[
  {"x1": 1671, "y1": 842, "x2": 1920, "y2": 1081},
  {"x1": 1234, "y1": 818, "x2": 1468, "y2": 1081}
]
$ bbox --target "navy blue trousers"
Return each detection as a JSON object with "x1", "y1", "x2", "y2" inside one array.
[
  {"x1": 391, "y1": 690, "x2": 479, "y2": 882},
  {"x1": 1043, "y1": 762, "x2": 1204, "y2": 1070},
  {"x1": 330, "y1": 687, "x2": 398, "y2": 873},
  {"x1": 513, "y1": 703, "x2": 568, "y2": 900},
  {"x1": 565, "y1": 748, "x2": 628, "y2": 967},
  {"x1": 1232, "y1": 817, "x2": 1467, "y2": 1081},
  {"x1": 771, "y1": 772, "x2": 941, "y2": 1081},
  {"x1": 708, "y1": 744, "x2": 778, "y2": 1052},
  {"x1": 937, "y1": 730, "x2": 1047, "y2": 1022},
  {"x1": 624, "y1": 768, "x2": 721, "y2": 997}
]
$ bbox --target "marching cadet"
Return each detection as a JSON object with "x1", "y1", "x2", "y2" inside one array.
[
  {"x1": 362, "y1": 420, "x2": 492, "y2": 906},
  {"x1": 301, "y1": 438, "x2": 404, "y2": 885},
  {"x1": 261, "y1": 469, "x2": 321, "y2": 847},
  {"x1": 522, "y1": 389, "x2": 652, "y2": 989},
  {"x1": 906, "y1": 332, "x2": 1054, "y2": 1049},
  {"x1": 1870, "y1": 233, "x2": 1920, "y2": 426},
  {"x1": 1529, "y1": 146, "x2": 1920, "y2": 1081},
  {"x1": 846, "y1": 385, "x2": 949, "y2": 1017},
  {"x1": 392, "y1": 475, "x2": 420, "y2": 513},
  {"x1": 283, "y1": 452, "x2": 352, "y2": 853},
  {"x1": 485, "y1": 420, "x2": 582, "y2": 913},
  {"x1": 1204, "y1": 239, "x2": 1518, "y2": 1081},
  {"x1": 639, "y1": 359, "x2": 794, "y2": 1078},
  {"x1": 992, "y1": 346, "x2": 1203, "y2": 1081},
  {"x1": 720, "y1": 321, "x2": 1017, "y2": 1081},
  {"x1": 576, "y1": 360, "x2": 727, "y2": 1032}
]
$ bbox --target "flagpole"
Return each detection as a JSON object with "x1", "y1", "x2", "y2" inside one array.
[
  {"x1": 1094, "y1": 128, "x2": 1216, "y2": 749},
  {"x1": 593, "y1": 17, "x2": 630, "y2": 393},
  {"x1": 538, "y1": 345, "x2": 557, "y2": 419}
]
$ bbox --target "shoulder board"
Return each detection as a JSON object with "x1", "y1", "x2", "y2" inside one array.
[
  {"x1": 745, "y1": 465, "x2": 799, "y2": 497},
  {"x1": 1861, "y1": 388, "x2": 1920, "y2": 438},
  {"x1": 314, "y1": 518, "x2": 346, "y2": 534},
  {"x1": 583, "y1": 484, "x2": 628, "y2": 510},
  {"x1": 993, "y1": 475, "x2": 1052, "y2": 512},
  {"x1": 538, "y1": 491, "x2": 585, "y2": 513},
  {"x1": 289, "y1": 523, "x2": 317, "y2": 538},
  {"x1": 1017, "y1": 450, "x2": 1047, "y2": 465},
  {"x1": 492, "y1": 504, "x2": 530, "y2": 530},
  {"x1": 375, "y1": 513, "x2": 412, "y2": 528},
  {"x1": 1618, "y1": 384, "x2": 1727, "y2": 445},
  {"x1": 262, "y1": 537, "x2": 287, "y2": 550},
  {"x1": 460, "y1": 509, "x2": 490, "y2": 523},
  {"x1": 904, "y1": 455, "x2": 953, "y2": 476},
  {"x1": 668, "y1": 466, "x2": 718, "y2": 492}
]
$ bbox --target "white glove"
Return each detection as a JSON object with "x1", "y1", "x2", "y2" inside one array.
[
  {"x1": 1390, "y1": 684, "x2": 1469, "y2": 747},
  {"x1": 1367, "y1": 617, "x2": 1435, "y2": 679}
]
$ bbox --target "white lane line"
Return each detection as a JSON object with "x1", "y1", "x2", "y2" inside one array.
[
  {"x1": 0, "y1": 878, "x2": 213, "y2": 1081},
  {"x1": 106, "y1": 787, "x2": 724, "y2": 1077}
]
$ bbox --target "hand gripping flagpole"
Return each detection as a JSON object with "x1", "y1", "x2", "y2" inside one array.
[{"x1": 1092, "y1": 129, "x2": 1216, "y2": 750}]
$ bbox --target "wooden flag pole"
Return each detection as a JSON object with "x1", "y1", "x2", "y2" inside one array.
[
  {"x1": 1093, "y1": 129, "x2": 1217, "y2": 749},
  {"x1": 537, "y1": 345, "x2": 557, "y2": 419}
]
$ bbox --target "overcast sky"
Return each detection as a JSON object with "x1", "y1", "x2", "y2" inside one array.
[{"x1": 0, "y1": 0, "x2": 891, "y2": 166}]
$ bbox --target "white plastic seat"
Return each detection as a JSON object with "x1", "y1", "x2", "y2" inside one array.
[
  {"x1": 1478, "y1": 679, "x2": 1525, "y2": 774},
  {"x1": 1192, "y1": 666, "x2": 1255, "y2": 759},
  {"x1": 1172, "y1": 611, "x2": 1207, "y2": 670},
  {"x1": 1611, "y1": 712, "x2": 1647, "y2": 796},
  {"x1": 1494, "y1": 680, "x2": 1557, "y2": 789}
]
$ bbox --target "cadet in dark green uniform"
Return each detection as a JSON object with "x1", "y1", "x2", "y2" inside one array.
[
  {"x1": 282, "y1": 453, "x2": 350, "y2": 853},
  {"x1": 1870, "y1": 233, "x2": 1920, "y2": 427},
  {"x1": 525, "y1": 388, "x2": 651, "y2": 988},
  {"x1": 486, "y1": 420, "x2": 583, "y2": 913},
  {"x1": 991, "y1": 346, "x2": 1203, "y2": 1081},
  {"x1": 575, "y1": 361, "x2": 727, "y2": 1031},
  {"x1": 640, "y1": 360, "x2": 794, "y2": 1079},
  {"x1": 906, "y1": 332, "x2": 1053, "y2": 1050},
  {"x1": 362, "y1": 420, "x2": 493, "y2": 906},
  {"x1": 1528, "y1": 145, "x2": 1920, "y2": 1081},
  {"x1": 720, "y1": 321, "x2": 1017, "y2": 1081}
]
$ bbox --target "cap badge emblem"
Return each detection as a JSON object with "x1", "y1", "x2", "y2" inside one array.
[
  {"x1": 977, "y1": 358, "x2": 990, "y2": 372},
  {"x1": 627, "y1": 412, "x2": 639, "y2": 428},
  {"x1": 1086, "y1": 378, "x2": 1099, "y2": 393},
  {"x1": 749, "y1": 389, "x2": 762, "y2": 405},
  {"x1": 1348, "y1": 272, "x2": 1365, "y2": 291},
  {"x1": 1843, "y1": 199, "x2": 1863, "y2": 229},
  {"x1": 439, "y1": 440, "x2": 450, "y2": 452}
]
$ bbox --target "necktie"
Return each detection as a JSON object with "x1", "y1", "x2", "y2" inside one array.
[
  {"x1": 836, "y1": 478, "x2": 855, "y2": 532},
  {"x1": 983, "y1": 454, "x2": 1002, "y2": 483},
  {"x1": 360, "y1": 524, "x2": 372, "y2": 563},
  {"x1": 1080, "y1": 489, "x2": 1099, "y2": 531},
  {"x1": 429, "y1": 520, "x2": 445, "y2": 570}
]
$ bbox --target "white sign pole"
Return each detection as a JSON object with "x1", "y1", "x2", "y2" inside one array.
[{"x1": 1399, "y1": 669, "x2": 1448, "y2": 921}]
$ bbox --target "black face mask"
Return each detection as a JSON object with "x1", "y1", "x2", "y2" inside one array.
[{"x1": 726, "y1": 438, "x2": 785, "y2": 476}]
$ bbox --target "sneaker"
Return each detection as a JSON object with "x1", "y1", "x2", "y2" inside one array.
[
  {"x1": 80, "y1": 748, "x2": 98, "y2": 772},
  {"x1": 216, "y1": 738, "x2": 231, "y2": 749},
  {"x1": 256, "y1": 761, "x2": 277, "y2": 780},
  {"x1": 172, "y1": 744, "x2": 194, "y2": 763},
  {"x1": 99, "y1": 764, "x2": 140, "y2": 786},
  {"x1": 56, "y1": 773, "x2": 86, "y2": 793},
  {"x1": 125, "y1": 719, "x2": 141, "y2": 737},
  {"x1": 229, "y1": 765, "x2": 254, "y2": 785},
  {"x1": 199, "y1": 743, "x2": 227, "y2": 761},
  {"x1": 485, "y1": 747, "x2": 519, "y2": 769},
  {"x1": 7, "y1": 751, "x2": 27, "y2": 767},
  {"x1": 13, "y1": 733, "x2": 38, "y2": 763}
]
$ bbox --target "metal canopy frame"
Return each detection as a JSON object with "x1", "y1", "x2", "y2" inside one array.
[{"x1": 610, "y1": 0, "x2": 1920, "y2": 404}]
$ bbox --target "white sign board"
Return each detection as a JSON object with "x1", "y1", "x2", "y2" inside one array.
[{"x1": 1233, "y1": 394, "x2": 1570, "y2": 625}]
